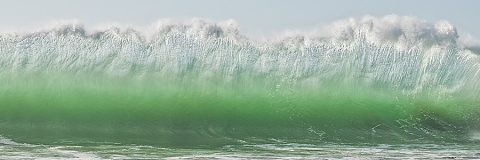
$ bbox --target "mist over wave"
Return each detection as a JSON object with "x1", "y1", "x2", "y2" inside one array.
[{"x1": 0, "y1": 15, "x2": 480, "y2": 145}]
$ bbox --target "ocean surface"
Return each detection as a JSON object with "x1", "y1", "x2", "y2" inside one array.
[{"x1": 1, "y1": 15, "x2": 480, "y2": 159}]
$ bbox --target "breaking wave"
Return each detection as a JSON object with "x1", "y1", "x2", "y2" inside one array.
[{"x1": 0, "y1": 15, "x2": 479, "y2": 145}]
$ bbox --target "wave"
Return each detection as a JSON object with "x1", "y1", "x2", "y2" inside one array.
[{"x1": 0, "y1": 15, "x2": 479, "y2": 145}]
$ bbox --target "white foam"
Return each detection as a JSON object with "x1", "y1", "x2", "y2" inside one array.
[
  {"x1": 0, "y1": 145, "x2": 101, "y2": 160},
  {"x1": 0, "y1": 135, "x2": 27, "y2": 146},
  {"x1": 469, "y1": 131, "x2": 480, "y2": 140}
]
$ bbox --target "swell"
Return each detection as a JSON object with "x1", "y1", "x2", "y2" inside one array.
[{"x1": 0, "y1": 15, "x2": 479, "y2": 145}]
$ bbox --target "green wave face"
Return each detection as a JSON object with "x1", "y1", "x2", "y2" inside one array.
[
  {"x1": 1, "y1": 17, "x2": 480, "y2": 146},
  {"x1": 0, "y1": 75, "x2": 477, "y2": 146}
]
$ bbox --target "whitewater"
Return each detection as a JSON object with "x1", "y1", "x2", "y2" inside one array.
[{"x1": 1, "y1": 15, "x2": 480, "y2": 159}]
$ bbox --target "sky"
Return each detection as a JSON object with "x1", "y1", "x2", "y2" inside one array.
[{"x1": 0, "y1": 0, "x2": 479, "y2": 40}]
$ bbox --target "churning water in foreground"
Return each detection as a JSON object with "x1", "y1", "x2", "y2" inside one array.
[{"x1": 1, "y1": 15, "x2": 480, "y2": 159}]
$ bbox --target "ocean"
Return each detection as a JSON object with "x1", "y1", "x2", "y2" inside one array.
[{"x1": 1, "y1": 15, "x2": 480, "y2": 159}]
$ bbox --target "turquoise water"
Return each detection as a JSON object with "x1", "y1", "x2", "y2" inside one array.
[{"x1": 1, "y1": 15, "x2": 480, "y2": 159}]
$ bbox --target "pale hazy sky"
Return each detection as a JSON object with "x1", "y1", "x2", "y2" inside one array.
[{"x1": 0, "y1": 0, "x2": 479, "y2": 39}]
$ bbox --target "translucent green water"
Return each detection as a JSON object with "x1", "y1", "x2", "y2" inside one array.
[{"x1": 0, "y1": 73, "x2": 477, "y2": 146}]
